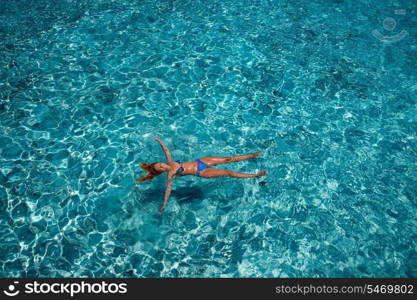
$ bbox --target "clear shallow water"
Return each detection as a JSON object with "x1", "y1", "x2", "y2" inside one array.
[{"x1": 1, "y1": 0, "x2": 416, "y2": 277}]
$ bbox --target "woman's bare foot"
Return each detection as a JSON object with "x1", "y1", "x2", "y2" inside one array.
[
  {"x1": 252, "y1": 151, "x2": 262, "y2": 158},
  {"x1": 257, "y1": 170, "x2": 267, "y2": 176}
]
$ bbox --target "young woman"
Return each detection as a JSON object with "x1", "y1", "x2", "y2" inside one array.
[{"x1": 137, "y1": 136, "x2": 267, "y2": 213}]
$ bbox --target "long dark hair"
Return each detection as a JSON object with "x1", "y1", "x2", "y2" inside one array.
[{"x1": 136, "y1": 162, "x2": 164, "y2": 183}]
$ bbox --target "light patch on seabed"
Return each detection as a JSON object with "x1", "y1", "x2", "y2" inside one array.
[
  {"x1": 326, "y1": 179, "x2": 339, "y2": 191},
  {"x1": 238, "y1": 260, "x2": 261, "y2": 277}
]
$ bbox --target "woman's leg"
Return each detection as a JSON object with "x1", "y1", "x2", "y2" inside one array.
[
  {"x1": 198, "y1": 168, "x2": 266, "y2": 178},
  {"x1": 199, "y1": 152, "x2": 262, "y2": 167}
]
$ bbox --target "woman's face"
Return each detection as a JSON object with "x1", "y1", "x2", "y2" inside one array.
[{"x1": 154, "y1": 163, "x2": 167, "y2": 172}]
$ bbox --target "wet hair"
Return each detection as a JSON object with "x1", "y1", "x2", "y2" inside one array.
[{"x1": 136, "y1": 162, "x2": 164, "y2": 183}]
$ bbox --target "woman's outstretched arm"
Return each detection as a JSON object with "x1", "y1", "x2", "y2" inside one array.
[
  {"x1": 160, "y1": 173, "x2": 173, "y2": 213},
  {"x1": 153, "y1": 136, "x2": 173, "y2": 163}
]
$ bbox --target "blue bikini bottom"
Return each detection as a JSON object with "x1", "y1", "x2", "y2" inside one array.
[
  {"x1": 195, "y1": 159, "x2": 209, "y2": 176},
  {"x1": 175, "y1": 159, "x2": 209, "y2": 177}
]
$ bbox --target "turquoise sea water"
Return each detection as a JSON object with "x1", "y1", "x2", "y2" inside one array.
[{"x1": 1, "y1": 0, "x2": 416, "y2": 277}]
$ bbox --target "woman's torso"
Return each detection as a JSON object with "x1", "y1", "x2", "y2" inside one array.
[{"x1": 169, "y1": 160, "x2": 197, "y2": 177}]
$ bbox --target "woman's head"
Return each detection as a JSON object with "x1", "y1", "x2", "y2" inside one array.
[{"x1": 136, "y1": 162, "x2": 165, "y2": 183}]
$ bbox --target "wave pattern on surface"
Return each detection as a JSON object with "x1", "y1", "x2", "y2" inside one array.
[{"x1": 0, "y1": 0, "x2": 416, "y2": 277}]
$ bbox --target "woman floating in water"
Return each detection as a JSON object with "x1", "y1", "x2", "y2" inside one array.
[{"x1": 137, "y1": 136, "x2": 267, "y2": 213}]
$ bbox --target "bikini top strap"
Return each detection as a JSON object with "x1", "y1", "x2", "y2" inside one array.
[{"x1": 175, "y1": 160, "x2": 183, "y2": 176}]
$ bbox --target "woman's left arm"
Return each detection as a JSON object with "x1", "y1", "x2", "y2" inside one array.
[
  {"x1": 153, "y1": 136, "x2": 173, "y2": 163},
  {"x1": 160, "y1": 173, "x2": 173, "y2": 213}
]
